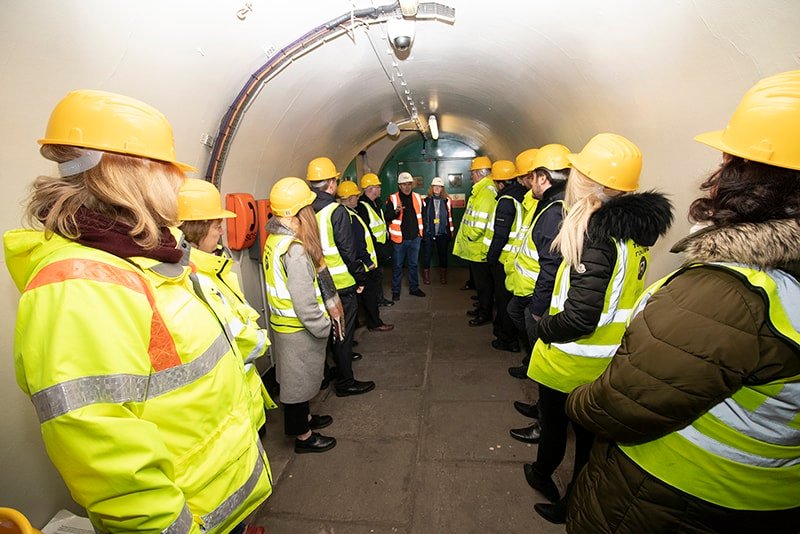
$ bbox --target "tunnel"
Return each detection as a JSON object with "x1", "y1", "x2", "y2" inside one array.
[{"x1": 1, "y1": 0, "x2": 798, "y2": 528}]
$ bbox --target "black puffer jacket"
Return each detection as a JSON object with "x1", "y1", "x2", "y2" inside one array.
[
  {"x1": 565, "y1": 219, "x2": 800, "y2": 533},
  {"x1": 537, "y1": 191, "x2": 673, "y2": 343},
  {"x1": 312, "y1": 191, "x2": 367, "y2": 289},
  {"x1": 486, "y1": 181, "x2": 527, "y2": 264}
]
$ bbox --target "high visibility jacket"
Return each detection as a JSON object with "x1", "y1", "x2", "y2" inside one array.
[
  {"x1": 620, "y1": 262, "x2": 800, "y2": 511},
  {"x1": 505, "y1": 200, "x2": 564, "y2": 296},
  {"x1": 387, "y1": 191, "x2": 423, "y2": 244},
  {"x1": 190, "y1": 244, "x2": 276, "y2": 432},
  {"x1": 263, "y1": 233, "x2": 327, "y2": 334},
  {"x1": 503, "y1": 191, "x2": 540, "y2": 279},
  {"x1": 348, "y1": 208, "x2": 377, "y2": 271},
  {"x1": 453, "y1": 177, "x2": 497, "y2": 262},
  {"x1": 359, "y1": 200, "x2": 387, "y2": 245},
  {"x1": 4, "y1": 229, "x2": 271, "y2": 534},
  {"x1": 483, "y1": 193, "x2": 523, "y2": 265},
  {"x1": 528, "y1": 239, "x2": 649, "y2": 393},
  {"x1": 315, "y1": 202, "x2": 356, "y2": 289}
]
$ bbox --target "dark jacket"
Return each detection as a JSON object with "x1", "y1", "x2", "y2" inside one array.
[
  {"x1": 357, "y1": 194, "x2": 390, "y2": 263},
  {"x1": 486, "y1": 181, "x2": 527, "y2": 264},
  {"x1": 422, "y1": 195, "x2": 452, "y2": 239},
  {"x1": 384, "y1": 191, "x2": 421, "y2": 240},
  {"x1": 346, "y1": 206, "x2": 375, "y2": 270},
  {"x1": 312, "y1": 190, "x2": 367, "y2": 288},
  {"x1": 565, "y1": 219, "x2": 800, "y2": 533},
  {"x1": 537, "y1": 191, "x2": 673, "y2": 343},
  {"x1": 528, "y1": 181, "x2": 566, "y2": 317}
]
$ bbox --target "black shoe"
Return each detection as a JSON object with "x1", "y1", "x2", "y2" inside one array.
[
  {"x1": 409, "y1": 288, "x2": 426, "y2": 297},
  {"x1": 379, "y1": 298, "x2": 395, "y2": 307},
  {"x1": 510, "y1": 423, "x2": 541, "y2": 444},
  {"x1": 492, "y1": 339, "x2": 521, "y2": 353},
  {"x1": 392, "y1": 293, "x2": 400, "y2": 301},
  {"x1": 470, "y1": 295, "x2": 479, "y2": 300},
  {"x1": 524, "y1": 463, "x2": 560, "y2": 503},
  {"x1": 466, "y1": 309, "x2": 479, "y2": 317},
  {"x1": 335, "y1": 379, "x2": 376, "y2": 397},
  {"x1": 513, "y1": 400, "x2": 539, "y2": 419},
  {"x1": 351, "y1": 352, "x2": 363, "y2": 361},
  {"x1": 508, "y1": 365, "x2": 528, "y2": 380},
  {"x1": 320, "y1": 368, "x2": 335, "y2": 390},
  {"x1": 461, "y1": 282, "x2": 475, "y2": 290},
  {"x1": 469, "y1": 316, "x2": 491, "y2": 327},
  {"x1": 534, "y1": 498, "x2": 568, "y2": 524},
  {"x1": 294, "y1": 432, "x2": 336, "y2": 454},
  {"x1": 309, "y1": 414, "x2": 333, "y2": 430}
]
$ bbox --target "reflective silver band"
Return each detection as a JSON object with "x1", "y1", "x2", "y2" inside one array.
[
  {"x1": 245, "y1": 330, "x2": 267, "y2": 363},
  {"x1": 676, "y1": 424, "x2": 800, "y2": 468},
  {"x1": 162, "y1": 504, "x2": 194, "y2": 534},
  {"x1": 708, "y1": 386, "x2": 800, "y2": 446},
  {"x1": 32, "y1": 332, "x2": 230, "y2": 423},
  {"x1": 201, "y1": 440, "x2": 266, "y2": 530}
]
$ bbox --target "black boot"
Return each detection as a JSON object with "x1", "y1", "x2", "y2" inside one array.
[
  {"x1": 523, "y1": 462, "x2": 560, "y2": 502},
  {"x1": 533, "y1": 485, "x2": 571, "y2": 524}
]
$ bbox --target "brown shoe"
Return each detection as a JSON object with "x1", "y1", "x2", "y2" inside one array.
[
  {"x1": 422, "y1": 268, "x2": 431, "y2": 285},
  {"x1": 439, "y1": 268, "x2": 447, "y2": 284},
  {"x1": 368, "y1": 323, "x2": 395, "y2": 332}
]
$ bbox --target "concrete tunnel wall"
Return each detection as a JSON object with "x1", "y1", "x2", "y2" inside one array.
[{"x1": 1, "y1": 0, "x2": 798, "y2": 525}]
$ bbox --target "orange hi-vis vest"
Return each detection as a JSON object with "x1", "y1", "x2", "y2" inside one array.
[{"x1": 387, "y1": 191, "x2": 423, "y2": 244}]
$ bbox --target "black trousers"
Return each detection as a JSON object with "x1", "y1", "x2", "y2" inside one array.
[
  {"x1": 507, "y1": 295, "x2": 533, "y2": 354},
  {"x1": 284, "y1": 400, "x2": 310, "y2": 436},
  {"x1": 536, "y1": 384, "x2": 594, "y2": 483},
  {"x1": 420, "y1": 235, "x2": 450, "y2": 269},
  {"x1": 469, "y1": 260, "x2": 494, "y2": 319},
  {"x1": 358, "y1": 268, "x2": 383, "y2": 329},
  {"x1": 490, "y1": 262, "x2": 516, "y2": 345},
  {"x1": 332, "y1": 289, "x2": 358, "y2": 385}
]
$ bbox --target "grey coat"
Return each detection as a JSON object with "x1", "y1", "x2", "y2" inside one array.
[{"x1": 268, "y1": 220, "x2": 331, "y2": 404}]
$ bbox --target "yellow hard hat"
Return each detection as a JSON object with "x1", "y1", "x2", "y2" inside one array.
[
  {"x1": 0, "y1": 507, "x2": 43, "y2": 534},
  {"x1": 337, "y1": 180, "x2": 360, "y2": 199},
  {"x1": 270, "y1": 177, "x2": 317, "y2": 216},
  {"x1": 695, "y1": 70, "x2": 800, "y2": 170},
  {"x1": 470, "y1": 156, "x2": 492, "y2": 171},
  {"x1": 38, "y1": 90, "x2": 195, "y2": 172},
  {"x1": 515, "y1": 148, "x2": 540, "y2": 175},
  {"x1": 489, "y1": 160, "x2": 519, "y2": 181},
  {"x1": 360, "y1": 173, "x2": 381, "y2": 188},
  {"x1": 306, "y1": 157, "x2": 339, "y2": 181},
  {"x1": 177, "y1": 179, "x2": 236, "y2": 221},
  {"x1": 567, "y1": 133, "x2": 641, "y2": 192},
  {"x1": 533, "y1": 144, "x2": 572, "y2": 171}
]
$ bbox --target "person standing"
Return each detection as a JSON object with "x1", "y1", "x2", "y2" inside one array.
[
  {"x1": 4, "y1": 90, "x2": 271, "y2": 533},
  {"x1": 566, "y1": 71, "x2": 800, "y2": 533},
  {"x1": 484, "y1": 159, "x2": 527, "y2": 352},
  {"x1": 338, "y1": 181, "x2": 393, "y2": 332},
  {"x1": 385, "y1": 171, "x2": 426, "y2": 300},
  {"x1": 306, "y1": 157, "x2": 375, "y2": 397},
  {"x1": 453, "y1": 156, "x2": 496, "y2": 326},
  {"x1": 524, "y1": 133, "x2": 673, "y2": 524},
  {"x1": 421, "y1": 176, "x2": 454, "y2": 285},
  {"x1": 178, "y1": 178, "x2": 275, "y2": 435},
  {"x1": 357, "y1": 172, "x2": 393, "y2": 307}
]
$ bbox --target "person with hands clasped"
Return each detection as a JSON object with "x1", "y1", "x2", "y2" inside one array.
[{"x1": 420, "y1": 176, "x2": 454, "y2": 285}]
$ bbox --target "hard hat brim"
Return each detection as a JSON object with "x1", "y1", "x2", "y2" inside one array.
[
  {"x1": 693, "y1": 129, "x2": 727, "y2": 154},
  {"x1": 220, "y1": 209, "x2": 237, "y2": 218},
  {"x1": 38, "y1": 138, "x2": 198, "y2": 173}
]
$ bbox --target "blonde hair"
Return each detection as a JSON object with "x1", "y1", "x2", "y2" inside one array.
[
  {"x1": 552, "y1": 169, "x2": 619, "y2": 267},
  {"x1": 295, "y1": 205, "x2": 325, "y2": 269},
  {"x1": 426, "y1": 184, "x2": 450, "y2": 199},
  {"x1": 27, "y1": 145, "x2": 185, "y2": 249}
]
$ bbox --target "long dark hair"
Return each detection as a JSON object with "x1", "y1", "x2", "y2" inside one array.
[{"x1": 689, "y1": 156, "x2": 800, "y2": 225}]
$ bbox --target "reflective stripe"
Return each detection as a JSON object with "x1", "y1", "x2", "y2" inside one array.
[
  {"x1": 315, "y1": 203, "x2": 356, "y2": 289},
  {"x1": 514, "y1": 262, "x2": 539, "y2": 282},
  {"x1": 32, "y1": 332, "x2": 230, "y2": 423},
  {"x1": 676, "y1": 424, "x2": 800, "y2": 468},
  {"x1": 229, "y1": 317, "x2": 245, "y2": 337},
  {"x1": 387, "y1": 192, "x2": 423, "y2": 244},
  {"x1": 201, "y1": 440, "x2": 267, "y2": 530},
  {"x1": 327, "y1": 263, "x2": 349, "y2": 275},
  {"x1": 244, "y1": 329, "x2": 267, "y2": 364},
  {"x1": 25, "y1": 258, "x2": 182, "y2": 371},
  {"x1": 162, "y1": 504, "x2": 193, "y2": 534},
  {"x1": 549, "y1": 340, "x2": 624, "y2": 359},
  {"x1": 707, "y1": 385, "x2": 800, "y2": 446}
]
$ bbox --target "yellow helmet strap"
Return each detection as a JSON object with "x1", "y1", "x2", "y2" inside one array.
[{"x1": 58, "y1": 149, "x2": 103, "y2": 177}]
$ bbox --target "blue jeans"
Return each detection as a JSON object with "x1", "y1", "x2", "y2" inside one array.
[{"x1": 391, "y1": 237, "x2": 421, "y2": 294}]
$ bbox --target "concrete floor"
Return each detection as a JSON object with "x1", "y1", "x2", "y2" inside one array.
[{"x1": 251, "y1": 268, "x2": 572, "y2": 533}]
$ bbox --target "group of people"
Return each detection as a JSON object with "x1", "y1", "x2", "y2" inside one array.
[
  {"x1": 454, "y1": 71, "x2": 800, "y2": 532},
  {"x1": 5, "y1": 69, "x2": 800, "y2": 534}
]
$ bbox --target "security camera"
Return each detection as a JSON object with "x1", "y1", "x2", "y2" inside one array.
[{"x1": 387, "y1": 16, "x2": 416, "y2": 52}]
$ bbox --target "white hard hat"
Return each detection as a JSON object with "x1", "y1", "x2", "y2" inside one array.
[
  {"x1": 431, "y1": 177, "x2": 444, "y2": 186},
  {"x1": 397, "y1": 172, "x2": 414, "y2": 184}
]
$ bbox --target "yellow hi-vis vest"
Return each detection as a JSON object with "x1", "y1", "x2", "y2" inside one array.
[
  {"x1": 620, "y1": 262, "x2": 800, "y2": 511},
  {"x1": 503, "y1": 191, "x2": 540, "y2": 279},
  {"x1": 483, "y1": 193, "x2": 523, "y2": 265},
  {"x1": 4, "y1": 229, "x2": 271, "y2": 534},
  {"x1": 263, "y1": 233, "x2": 327, "y2": 334},
  {"x1": 359, "y1": 200, "x2": 388, "y2": 245},
  {"x1": 528, "y1": 239, "x2": 650, "y2": 393},
  {"x1": 190, "y1": 245, "x2": 276, "y2": 433},
  {"x1": 453, "y1": 177, "x2": 497, "y2": 262},
  {"x1": 348, "y1": 207, "x2": 378, "y2": 271},
  {"x1": 505, "y1": 200, "x2": 564, "y2": 296},
  {"x1": 315, "y1": 202, "x2": 356, "y2": 289}
]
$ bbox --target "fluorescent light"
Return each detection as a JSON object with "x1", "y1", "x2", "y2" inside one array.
[
  {"x1": 399, "y1": 0, "x2": 420, "y2": 17},
  {"x1": 429, "y1": 115, "x2": 439, "y2": 140}
]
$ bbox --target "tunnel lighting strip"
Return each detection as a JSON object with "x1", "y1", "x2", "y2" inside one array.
[{"x1": 204, "y1": 2, "x2": 455, "y2": 185}]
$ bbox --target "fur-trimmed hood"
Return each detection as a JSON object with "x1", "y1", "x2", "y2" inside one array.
[
  {"x1": 671, "y1": 219, "x2": 800, "y2": 273},
  {"x1": 587, "y1": 191, "x2": 673, "y2": 247},
  {"x1": 266, "y1": 217, "x2": 295, "y2": 236}
]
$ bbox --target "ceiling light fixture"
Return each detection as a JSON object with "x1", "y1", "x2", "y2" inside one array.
[
  {"x1": 399, "y1": 0, "x2": 420, "y2": 17},
  {"x1": 428, "y1": 115, "x2": 439, "y2": 140}
]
